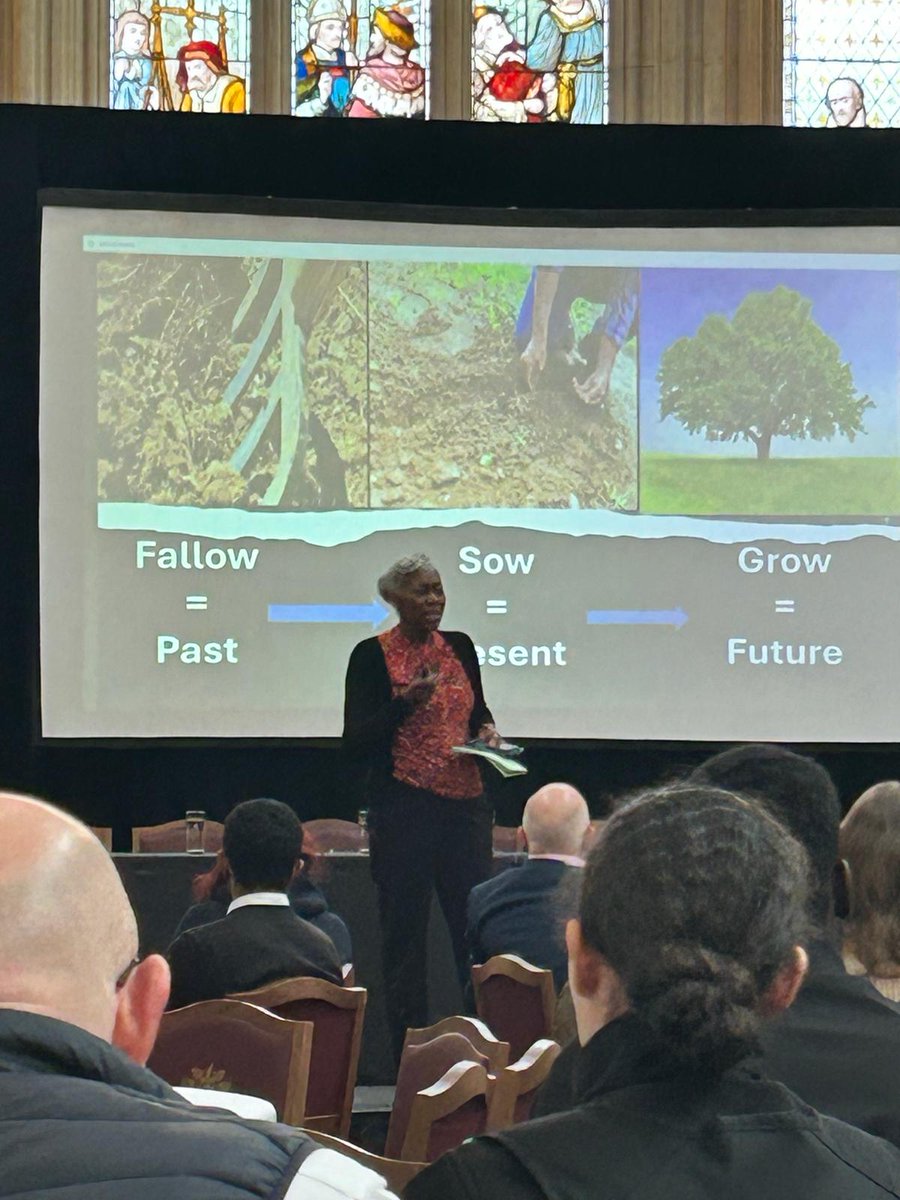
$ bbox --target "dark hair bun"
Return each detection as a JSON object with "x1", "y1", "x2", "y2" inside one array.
[{"x1": 631, "y1": 943, "x2": 760, "y2": 1072}]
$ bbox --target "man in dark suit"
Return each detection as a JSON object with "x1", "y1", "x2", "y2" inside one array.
[
  {"x1": 167, "y1": 798, "x2": 342, "y2": 1010},
  {"x1": 466, "y1": 782, "x2": 591, "y2": 990}
]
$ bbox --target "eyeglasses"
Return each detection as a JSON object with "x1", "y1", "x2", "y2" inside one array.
[{"x1": 115, "y1": 956, "x2": 141, "y2": 991}]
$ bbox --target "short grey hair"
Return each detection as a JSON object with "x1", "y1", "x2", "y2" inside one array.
[{"x1": 378, "y1": 554, "x2": 436, "y2": 604}]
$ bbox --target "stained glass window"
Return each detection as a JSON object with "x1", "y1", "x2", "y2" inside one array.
[
  {"x1": 292, "y1": 2, "x2": 432, "y2": 118},
  {"x1": 109, "y1": 2, "x2": 251, "y2": 113},
  {"x1": 784, "y1": 0, "x2": 900, "y2": 128},
  {"x1": 472, "y1": 0, "x2": 608, "y2": 124}
]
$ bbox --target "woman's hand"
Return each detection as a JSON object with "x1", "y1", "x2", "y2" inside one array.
[
  {"x1": 401, "y1": 669, "x2": 438, "y2": 708},
  {"x1": 477, "y1": 723, "x2": 503, "y2": 748}
]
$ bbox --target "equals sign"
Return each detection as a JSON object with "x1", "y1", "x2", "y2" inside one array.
[
  {"x1": 186, "y1": 595, "x2": 208, "y2": 611},
  {"x1": 486, "y1": 600, "x2": 508, "y2": 616},
  {"x1": 775, "y1": 599, "x2": 795, "y2": 614}
]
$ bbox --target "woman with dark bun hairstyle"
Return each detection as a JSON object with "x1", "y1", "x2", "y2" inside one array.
[{"x1": 408, "y1": 786, "x2": 900, "y2": 1200}]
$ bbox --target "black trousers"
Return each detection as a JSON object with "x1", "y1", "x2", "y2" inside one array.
[{"x1": 369, "y1": 776, "x2": 493, "y2": 1061}]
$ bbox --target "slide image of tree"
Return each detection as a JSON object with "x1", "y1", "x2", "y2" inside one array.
[
  {"x1": 97, "y1": 256, "x2": 368, "y2": 509},
  {"x1": 639, "y1": 269, "x2": 899, "y2": 516},
  {"x1": 367, "y1": 261, "x2": 638, "y2": 509}
]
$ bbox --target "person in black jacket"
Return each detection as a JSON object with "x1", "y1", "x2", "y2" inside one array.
[
  {"x1": 167, "y1": 798, "x2": 342, "y2": 1010},
  {"x1": 172, "y1": 844, "x2": 353, "y2": 964},
  {"x1": 408, "y1": 785, "x2": 900, "y2": 1200},
  {"x1": 0, "y1": 790, "x2": 394, "y2": 1199},
  {"x1": 343, "y1": 553, "x2": 500, "y2": 1057},
  {"x1": 466, "y1": 782, "x2": 590, "y2": 990}
]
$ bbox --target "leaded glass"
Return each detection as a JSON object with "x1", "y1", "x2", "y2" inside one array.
[
  {"x1": 292, "y1": 2, "x2": 431, "y2": 118},
  {"x1": 472, "y1": 0, "x2": 608, "y2": 124},
  {"x1": 784, "y1": 0, "x2": 900, "y2": 127},
  {"x1": 109, "y1": 2, "x2": 251, "y2": 113}
]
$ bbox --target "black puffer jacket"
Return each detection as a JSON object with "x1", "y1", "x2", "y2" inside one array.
[{"x1": 0, "y1": 1008, "x2": 317, "y2": 1199}]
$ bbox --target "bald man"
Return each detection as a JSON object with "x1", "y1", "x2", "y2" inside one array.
[
  {"x1": 466, "y1": 783, "x2": 590, "y2": 991},
  {"x1": 0, "y1": 792, "x2": 396, "y2": 1200}
]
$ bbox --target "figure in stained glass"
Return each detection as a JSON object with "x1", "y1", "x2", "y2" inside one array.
[
  {"x1": 825, "y1": 77, "x2": 867, "y2": 127},
  {"x1": 176, "y1": 40, "x2": 246, "y2": 111},
  {"x1": 472, "y1": 6, "x2": 553, "y2": 122},
  {"x1": 526, "y1": 0, "x2": 605, "y2": 123},
  {"x1": 347, "y1": 8, "x2": 426, "y2": 118},
  {"x1": 295, "y1": 0, "x2": 358, "y2": 117},
  {"x1": 784, "y1": 0, "x2": 900, "y2": 128},
  {"x1": 109, "y1": 2, "x2": 250, "y2": 112},
  {"x1": 111, "y1": 9, "x2": 157, "y2": 109}
]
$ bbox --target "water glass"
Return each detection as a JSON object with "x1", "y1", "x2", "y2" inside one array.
[
  {"x1": 357, "y1": 808, "x2": 369, "y2": 855},
  {"x1": 185, "y1": 810, "x2": 206, "y2": 854}
]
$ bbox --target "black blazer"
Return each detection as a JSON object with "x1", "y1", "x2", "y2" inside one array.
[
  {"x1": 167, "y1": 903, "x2": 343, "y2": 1011},
  {"x1": 342, "y1": 630, "x2": 493, "y2": 792},
  {"x1": 408, "y1": 1014, "x2": 900, "y2": 1200},
  {"x1": 466, "y1": 859, "x2": 579, "y2": 990}
]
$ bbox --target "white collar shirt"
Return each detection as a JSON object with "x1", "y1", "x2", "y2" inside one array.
[{"x1": 226, "y1": 891, "x2": 291, "y2": 915}]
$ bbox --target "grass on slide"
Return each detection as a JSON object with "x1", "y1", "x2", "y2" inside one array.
[{"x1": 639, "y1": 454, "x2": 900, "y2": 516}]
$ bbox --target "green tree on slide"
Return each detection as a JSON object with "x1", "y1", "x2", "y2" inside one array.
[{"x1": 657, "y1": 285, "x2": 872, "y2": 461}]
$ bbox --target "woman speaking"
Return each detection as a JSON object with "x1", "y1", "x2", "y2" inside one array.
[{"x1": 343, "y1": 553, "x2": 499, "y2": 1056}]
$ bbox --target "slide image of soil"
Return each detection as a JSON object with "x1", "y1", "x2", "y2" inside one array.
[
  {"x1": 639, "y1": 268, "x2": 900, "y2": 516},
  {"x1": 97, "y1": 255, "x2": 369, "y2": 509},
  {"x1": 366, "y1": 261, "x2": 638, "y2": 510}
]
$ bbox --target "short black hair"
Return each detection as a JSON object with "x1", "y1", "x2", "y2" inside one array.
[
  {"x1": 692, "y1": 745, "x2": 839, "y2": 927},
  {"x1": 223, "y1": 797, "x2": 303, "y2": 892}
]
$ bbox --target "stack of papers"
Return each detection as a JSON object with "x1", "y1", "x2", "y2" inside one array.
[{"x1": 452, "y1": 740, "x2": 528, "y2": 778}]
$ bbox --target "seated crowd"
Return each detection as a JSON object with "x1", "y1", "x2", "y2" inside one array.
[{"x1": 2, "y1": 745, "x2": 900, "y2": 1199}]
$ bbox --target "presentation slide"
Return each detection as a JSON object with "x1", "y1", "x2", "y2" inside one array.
[{"x1": 39, "y1": 204, "x2": 899, "y2": 741}]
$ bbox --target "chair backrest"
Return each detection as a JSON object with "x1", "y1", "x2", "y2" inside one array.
[
  {"x1": 487, "y1": 1039, "x2": 562, "y2": 1130},
  {"x1": 229, "y1": 976, "x2": 366, "y2": 1138},
  {"x1": 472, "y1": 954, "x2": 556, "y2": 1061},
  {"x1": 131, "y1": 819, "x2": 224, "y2": 853},
  {"x1": 89, "y1": 826, "x2": 112, "y2": 851},
  {"x1": 302, "y1": 818, "x2": 365, "y2": 853},
  {"x1": 402, "y1": 1061, "x2": 492, "y2": 1163},
  {"x1": 148, "y1": 1000, "x2": 312, "y2": 1125},
  {"x1": 403, "y1": 1015, "x2": 510, "y2": 1074},
  {"x1": 386, "y1": 1032, "x2": 490, "y2": 1160},
  {"x1": 305, "y1": 1130, "x2": 426, "y2": 1194}
]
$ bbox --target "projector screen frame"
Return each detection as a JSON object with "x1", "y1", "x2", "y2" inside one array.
[{"x1": 35, "y1": 188, "x2": 900, "y2": 748}]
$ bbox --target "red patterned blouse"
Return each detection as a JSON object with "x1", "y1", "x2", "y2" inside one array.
[{"x1": 379, "y1": 627, "x2": 483, "y2": 799}]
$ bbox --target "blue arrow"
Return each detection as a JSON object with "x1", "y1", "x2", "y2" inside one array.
[
  {"x1": 587, "y1": 608, "x2": 688, "y2": 629},
  {"x1": 269, "y1": 599, "x2": 391, "y2": 629}
]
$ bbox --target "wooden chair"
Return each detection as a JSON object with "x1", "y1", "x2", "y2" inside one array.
[
  {"x1": 487, "y1": 1039, "x2": 562, "y2": 1130},
  {"x1": 472, "y1": 954, "x2": 556, "y2": 1061},
  {"x1": 305, "y1": 1130, "x2": 426, "y2": 1194},
  {"x1": 302, "y1": 818, "x2": 366, "y2": 853},
  {"x1": 402, "y1": 1061, "x2": 492, "y2": 1163},
  {"x1": 403, "y1": 1015, "x2": 510, "y2": 1074},
  {"x1": 386, "y1": 1032, "x2": 491, "y2": 1160},
  {"x1": 230, "y1": 976, "x2": 366, "y2": 1138},
  {"x1": 148, "y1": 1000, "x2": 312, "y2": 1125},
  {"x1": 89, "y1": 826, "x2": 112, "y2": 851},
  {"x1": 131, "y1": 818, "x2": 224, "y2": 853}
]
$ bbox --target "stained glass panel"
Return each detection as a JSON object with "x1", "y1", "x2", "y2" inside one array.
[
  {"x1": 109, "y1": 2, "x2": 251, "y2": 113},
  {"x1": 292, "y1": 2, "x2": 432, "y2": 118},
  {"x1": 472, "y1": 0, "x2": 608, "y2": 124},
  {"x1": 784, "y1": 0, "x2": 900, "y2": 127}
]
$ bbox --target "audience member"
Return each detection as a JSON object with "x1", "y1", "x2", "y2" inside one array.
[
  {"x1": 691, "y1": 746, "x2": 900, "y2": 1144},
  {"x1": 173, "y1": 838, "x2": 353, "y2": 963},
  {"x1": 0, "y1": 791, "x2": 395, "y2": 1198},
  {"x1": 168, "y1": 798, "x2": 342, "y2": 1009},
  {"x1": 534, "y1": 746, "x2": 900, "y2": 1148},
  {"x1": 841, "y1": 782, "x2": 900, "y2": 1002},
  {"x1": 466, "y1": 782, "x2": 590, "y2": 989},
  {"x1": 408, "y1": 786, "x2": 900, "y2": 1199}
]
